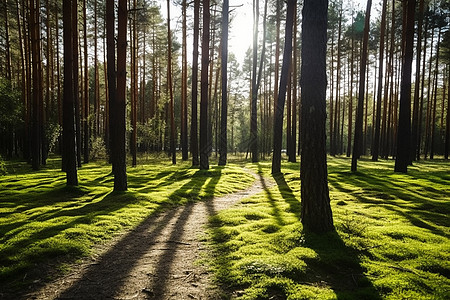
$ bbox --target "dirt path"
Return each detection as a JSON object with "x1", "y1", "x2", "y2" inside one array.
[{"x1": 27, "y1": 169, "x2": 273, "y2": 300}]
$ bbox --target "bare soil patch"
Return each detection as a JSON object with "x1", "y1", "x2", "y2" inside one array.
[{"x1": 24, "y1": 169, "x2": 272, "y2": 300}]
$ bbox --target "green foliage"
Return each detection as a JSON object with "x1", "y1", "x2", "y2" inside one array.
[
  {"x1": 0, "y1": 155, "x2": 6, "y2": 176},
  {"x1": 0, "y1": 79, "x2": 22, "y2": 132},
  {"x1": 0, "y1": 158, "x2": 254, "y2": 293},
  {"x1": 44, "y1": 122, "x2": 62, "y2": 154},
  {"x1": 90, "y1": 137, "x2": 107, "y2": 160},
  {"x1": 207, "y1": 158, "x2": 450, "y2": 299}
]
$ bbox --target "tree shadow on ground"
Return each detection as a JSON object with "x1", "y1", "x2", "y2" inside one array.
[
  {"x1": 272, "y1": 173, "x2": 301, "y2": 217},
  {"x1": 303, "y1": 230, "x2": 381, "y2": 299},
  {"x1": 270, "y1": 172, "x2": 380, "y2": 299},
  {"x1": 27, "y1": 168, "x2": 223, "y2": 300},
  {"x1": 206, "y1": 168, "x2": 381, "y2": 299},
  {"x1": 329, "y1": 171, "x2": 449, "y2": 239}
]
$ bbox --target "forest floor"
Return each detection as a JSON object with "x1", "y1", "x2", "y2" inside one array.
[
  {"x1": 18, "y1": 167, "x2": 273, "y2": 300},
  {"x1": 1, "y1": 156, "x2": 449, "y2": 299}
]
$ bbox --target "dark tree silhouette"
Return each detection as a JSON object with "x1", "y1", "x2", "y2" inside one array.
[
  {"x1": 62, "y1": 0, "x2": 78, "y2": 185},
  {"x1": 300, "y1": 0, "x2": 333, "y2": 233},
  {"x1": 395, "y1": 0, "x2": 416, "y2": 173},
  {"x1": 167, "y1": 0, "x2": 176, "y2": 165},
  {"x1": 411, "y1": 0, "x2": 425, "y2": 163},
  {"x1": 372, "y1": 0, "x2": 387, "y2": 161},
  {"x1": 250, "y1": 0, "x2": 259, "y2": 163},
  {"x1": 181, "y1": 0, "x2": 188, "y2": 161},
  {"x1": 351, "y1": 0, "x2": 371, "y2": 172},
  {"x1": 30, "y1": 0, "x2": 42, "y2": 170},
  {"x1": 190, "y1": 0, "x2": 200, "y2": 166},
  {"x1": 272, "y1": 0, "x2": 295, "y2": 175},
  {"x1": 114, "y1": 0, "x2": 128, "y2": 190},
  {"x1": 199, "y1": 0, "x2": 210, "y2": 170},
  {"x1": 219, "y1": 0, "x2": 229, "y2": 166}
]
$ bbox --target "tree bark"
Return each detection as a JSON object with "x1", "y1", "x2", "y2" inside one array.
[
  {"x1": 410, "y1": 0, "x2": 425, "y2": 163},
  {"x1": 351, "y1": 0, "x2": 371, "y2": 172},
  {"x1": 199, "y1": 0, "x2": 210, "y2": 170},
  {"x1": 30, "y1": 0, "x2": 42, "y2": 170},
  {"x1": 181, "y1": 0, "x2": 189, "y2": 161},
  {"x1": 106, "y1": 0, "x2": 116, "y2": 171},
  {"x1": 167, "y1": 0, "x2": 176, "y2": 165},
  {"x1": 63, "y1": 0, "x2": 78, "y2": 185},
  {"x1": 430, "y1": 28, "x2": 441, "y2": 160},
  {"x1": 290, "y1": 6, "x2": 298, "y2": 163},
  {"x1": 190, "y1": 0, "x2": 200, "y2": 166},
  {"x1": 82, "y1": 0, "x2": 89, "y2": 163},
  {"x1": 250, "y1": 0, "x2": 259, "y2": 162},
  {"x1": 300, "y1": 0, "x2": 333, "y2": 233},
  {"x1": 394, "y1": 0, "x2": 415, "y2": 172},
  {"x1": 218, "y1": 0, "x2": 229, "y2": 166},
  {"x1": 115, "y1": 0, "x2": 128, "y2": 190},
  {"x1": 372, "y1": 0, "x2": 387, "y2": 161},
  {"x1": 4, "y1": 0, "x2": 12, "y2": 81},
  {"x1": 272, "y1": 0, "x2": 295, "y2": 174},
  {"x1": 72, "y1": 0, "x2": 81, "y2": 168},
  {"x1": 445, "y1": 66, "x2": 450, "y2": 159},
  {"x1": 131, "y1": 0, "x2": 138, "y2": 167}
]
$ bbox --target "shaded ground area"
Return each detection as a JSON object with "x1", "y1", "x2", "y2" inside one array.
[{"x1": 25, "y1": 170, "x2": 272, "y2": 300}]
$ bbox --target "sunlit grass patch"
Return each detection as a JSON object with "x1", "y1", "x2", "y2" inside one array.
[
  {"x1": 207, "y1": 157, "x2": 450, "y2": 299},
  {"x1": 0, "y1": 156, "x2": 254, "y2": 292}
]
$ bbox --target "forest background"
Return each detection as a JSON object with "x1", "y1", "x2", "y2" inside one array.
[{"x1": 0, "y1": 0, "x2": 449, "y2": 171}]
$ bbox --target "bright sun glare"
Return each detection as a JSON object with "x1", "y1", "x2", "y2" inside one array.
[{"x1": 163, "y1": 0, "x2": 372, "y2": 67}]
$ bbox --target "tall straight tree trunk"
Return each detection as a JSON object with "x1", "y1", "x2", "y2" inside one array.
[
  {"x1": 4, "y1": 0, "x2": 12, "y2": 81},
  {"x1": 115, "y1": 0, "x2": 128, "y2": 190},
  {"x1": 15, "y1": 0, "x2": 28, "y2": 159},
  {"x1": 24, "y1": 1, "x2": 33, "y2": 163},
  {"x1": 218, "y1": 0, "x2": 229, "y2": 166},
  {"x1": 93, "y1": 0, "x2": 99, "y2": 138},
  {"x1": 394, "y1": 0, "x2": 415, "y2": 173},
  {"x1": 181, "y1": 0, "x2": 188, "y2": 161},
  {"x1": 273, "y1": 0, "x2": 281, "y2": 110},
  {"x1": 199, "y1": 0, "x2": 210, "y2": 170},
  {"x1": 106, "y1": 0, "x2": 116, "y2": 171},
  {"x1": 424, "y1": 25, "x2": 435, "y2": 159},
  {"x1": 103, "y1": 18, "x2": 110, "y2": 157},
  {"x1": 329, "y1": 27, "x2": 335, "y2": 156},
  {"x1": 250, "y1": 0, "x2": 259, "y2": 162},
  {"x1": 72, "y1": 0, "x2": 81, "y2": 168},
  {"x1": 55, "y1": 2, "x2": 62, "y2": 155},
  {"x1": 43, "y1": 0, "x2": 51, "y2": 163},
  {"x1": 347, "y1": 20, "x2": 355, "y2": 158},
  {"x1": 130, "y1": 0, "x2": 138, "y2": 167},
  {"x1": 372, "y1": 0, "x2": 387, "y2": 161},
  {"x1": 167, "y1": 0, "x2": 176, "y2": 165},
  {"x1": 351, "y1": 0, "x2": 371, "y2": 172},
  {"x1": 417, "y1": 16, "x2": 429, "y2": 160},
  {"x1": 190, "y1": 0, "x2": 200, "y2": 166},
  {"x1": 445, "y1": 66, "x2": 450, "y2": 159},
  {"x1": 63, "y1": 0, "x2": 78, "y2": 185},
  {"x1": 272, "y1": 0, "x2": 295, "y2": 174},
  {"x1": 410, "y1": 0, "x2": 425, "y2": 163},
  {"x1": 430, "y1": 28, "x2": 441, "y2": 160},
  {"x1": 290, "y1": 6, "x2": 298, "y2": 163},
  {"x1": 30, "y1": 0, "x2": 41, "y2": 170},
  {"x1": 300, "y1": 0, "x2": 333, "y2": 233},
  {"x1": 334, "y1": 7, "x2": 343, "y2": 156},
  {"x1": 83, "y1": 0, "x2": 89, "y2": 163}
]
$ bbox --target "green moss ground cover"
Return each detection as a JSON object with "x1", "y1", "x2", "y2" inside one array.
[
  {"x1": 0, "y1": 156, "x2": 254, "y2": 292},
  {"x1": 207, "y1": 157, "x2": 450, "y2": 299}
]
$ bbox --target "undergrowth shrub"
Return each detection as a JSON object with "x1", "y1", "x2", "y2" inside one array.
[
  {"x1": 90, "y1": 137, "x2": 107, "y2": 160},
  {"x1": 0, "y1": 155, "x2": 6, "y2": 175}
]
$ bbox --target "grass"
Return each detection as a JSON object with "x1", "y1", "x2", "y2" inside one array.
[
  {"x1": 0, "y1": 155, "x2": 255, "y2": 293},
  {"x1": 207, "y1": 157, "x2": 450, "y2": 299}
]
